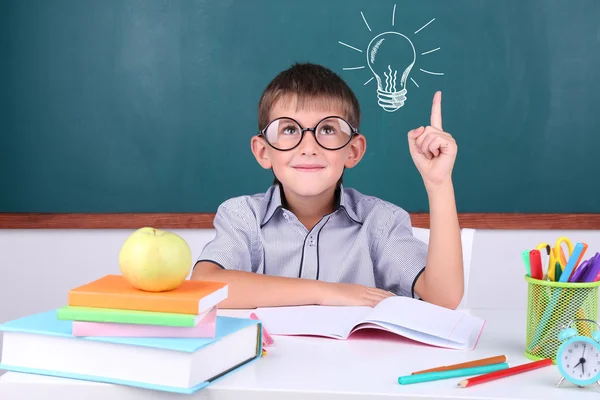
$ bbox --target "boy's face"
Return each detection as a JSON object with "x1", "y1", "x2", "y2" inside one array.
[{"x1": 251, "y1": 96, "x2": 366, "y2": 199}]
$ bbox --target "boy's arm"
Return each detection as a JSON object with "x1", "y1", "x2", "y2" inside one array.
[
  {"x1": 191, "y1": 261, "x2": 393, "y2": 309},
  {"x1": 413, "y1": 182, "x2": 463, "y2": 308},
  {"x1": 192, "y1": 261, "x2": 322, "y2": 308},
  {"x1": 408, "y1": 91, "x2": 463, "y2": 309}
]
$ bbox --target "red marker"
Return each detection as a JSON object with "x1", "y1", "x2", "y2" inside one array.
[{"x1": 529, "y1": 249, "x2": 543, "y2": 280}]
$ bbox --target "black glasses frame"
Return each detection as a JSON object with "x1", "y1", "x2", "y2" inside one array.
[{"x1": 257, "y1": 116, "x2": 360, "y2": 151}]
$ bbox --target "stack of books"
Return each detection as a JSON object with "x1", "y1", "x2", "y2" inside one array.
[
  {"x1": 58, "y1": 274, "x2": 228, "y2": 338},
  {"x1": 0, "y1": 275, "x2": 263, "y2": 394}
]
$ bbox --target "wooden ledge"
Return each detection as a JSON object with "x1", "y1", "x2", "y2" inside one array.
[{"x1": 0, "y1": 213, "x2": 599, "y2": 229}]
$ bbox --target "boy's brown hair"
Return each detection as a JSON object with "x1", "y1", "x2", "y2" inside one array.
[
  {"x1": 258, "y1": 63, "x2": 361, "y2": 130},
  {"x1": 257, "y1": 63, "x2": 362, "y2": 186}
]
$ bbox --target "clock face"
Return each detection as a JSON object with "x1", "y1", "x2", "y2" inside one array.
[{"x1": 559, "y1": 339, "x2": 600, "y2": 383}]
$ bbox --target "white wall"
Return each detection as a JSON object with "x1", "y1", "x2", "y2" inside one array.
[{"x1": 1, "y1": 228, "x2": 600, "y2": 355}]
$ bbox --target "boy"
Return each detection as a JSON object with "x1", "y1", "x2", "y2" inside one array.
[{"x1": 191, "y1": 63, "x2": 463, "y2": 310}]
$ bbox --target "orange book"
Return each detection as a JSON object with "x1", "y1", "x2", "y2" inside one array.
[{"x1": 68, "y1": 275, "x2": 228, "y2": 314}]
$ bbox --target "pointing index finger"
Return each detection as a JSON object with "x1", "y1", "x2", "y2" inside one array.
[{"x1": 430, "y1": 91, "x2": 443, "y2": 130}]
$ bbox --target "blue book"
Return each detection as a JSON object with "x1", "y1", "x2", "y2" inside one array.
[{"x1": 0, "y1": 310, "x2": 263, "y2": 394}]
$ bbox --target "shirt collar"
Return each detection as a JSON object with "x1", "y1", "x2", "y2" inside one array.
[
  {"x1": 260, "y1": 185, "x2": 284, "y2": 227},
  {"x1": 337, "y1": 185, "x2": 361, "y2": 224},
  {"x1": 260, "y1": 184, "x2": 362, "y2": 227}
]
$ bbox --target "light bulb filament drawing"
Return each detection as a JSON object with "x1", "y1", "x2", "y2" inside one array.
[
  {"x1": 367, "y1": 31, "x2": 415, "y2": 112},
  {"x1": 337, "y1": 6, "x2": 444, "y2": 113}
]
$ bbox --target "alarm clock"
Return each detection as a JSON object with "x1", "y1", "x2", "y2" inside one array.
[{"x1": 556, "y1": 318, "x2": 600, "y2": 388}]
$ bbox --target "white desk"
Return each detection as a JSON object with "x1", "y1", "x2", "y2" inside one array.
[{"x1": 1, "y1": 308, "x2": 600, "y2": 400}]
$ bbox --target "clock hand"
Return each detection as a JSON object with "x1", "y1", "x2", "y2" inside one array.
[
  {"x1": 573, "y1": 358, "x2": 587, "y2": 374},
  {"x1": 582, "y1": 344, "x2": 587, "y2": 374}
]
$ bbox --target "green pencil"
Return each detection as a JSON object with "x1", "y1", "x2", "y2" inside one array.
[{"x1": 398, "y1": 363, "x2": 509, "y2": 385}]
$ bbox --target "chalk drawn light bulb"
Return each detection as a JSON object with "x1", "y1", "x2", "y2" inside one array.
[
  {"x1": 366, "y1": 32, "x2": 416, "y2": 112},
  {"x1": 337, "y1": 9, "x2": 443, "y2": 113}
]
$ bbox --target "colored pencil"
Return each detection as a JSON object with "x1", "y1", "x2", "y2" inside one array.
[
  {"x1": 412, "y1": 355, "x2": 507, "y2": 375},
  {"x1": 457, "y1": 358, "x2": 552, "y2": 388},
  {"x1": 399, "y1": 363, "x2": 509, "y2": 385},
  {"x1": 250, "y1": 312, "x2": 275, "y2": 345}
]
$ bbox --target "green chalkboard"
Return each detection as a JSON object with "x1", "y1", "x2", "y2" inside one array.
[{"x1": 2, "y1": 0, "x2": 600, "y2": 213}]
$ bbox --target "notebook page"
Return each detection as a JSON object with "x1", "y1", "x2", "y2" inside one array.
[
  {"x1": 254, "y1": 305, "x2": 372, "y2": 338},
  {"x1": 352, "y1": 321, "x2": 475, "y2": 350},
  {"x1": 362, "y1": 297, "x2": 485, "y2": 347}
]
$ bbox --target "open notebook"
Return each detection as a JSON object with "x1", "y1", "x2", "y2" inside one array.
[{"x1": 254, "y1": 296, "x2": 485, "y2": 350}]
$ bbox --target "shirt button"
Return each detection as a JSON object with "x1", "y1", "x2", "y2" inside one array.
[{"x1": 283, "y1": 213, "x2": 289, "y2": 219}]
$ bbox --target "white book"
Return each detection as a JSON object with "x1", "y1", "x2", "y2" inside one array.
[
  {"x1": 0, "y1": 310, "x2": 262, "y2": 394},
  {"x1": 254, "y1": 296, "x2": 485, "y2": 350}
]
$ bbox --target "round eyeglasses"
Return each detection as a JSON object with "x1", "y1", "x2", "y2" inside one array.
[{"x1": 258, "y1": 116, "x2": 359, "y2": 151}]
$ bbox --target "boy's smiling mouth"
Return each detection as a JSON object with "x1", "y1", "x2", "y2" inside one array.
[{"x1": 291, "y1": 163, "x2": 326, "y2": 172}]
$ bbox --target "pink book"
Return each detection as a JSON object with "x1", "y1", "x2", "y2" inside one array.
[{"x1": 71, "y1": 306, "x2": 217, "y2": 338}]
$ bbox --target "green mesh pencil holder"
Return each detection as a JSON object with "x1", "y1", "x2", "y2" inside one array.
[{"x1": 524, "y1": 275, "x2": 600, "y2": 363}]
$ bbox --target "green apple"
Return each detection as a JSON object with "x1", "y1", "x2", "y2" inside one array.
[{"x1": 119, "y1": 227, "x2": 192, "y2": 292}]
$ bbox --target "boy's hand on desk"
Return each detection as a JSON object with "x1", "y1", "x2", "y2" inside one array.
[
  {"x1": 407, "y1": 91, "x2": 458, "y2": 189},
  {"x1": 319, "y1": 282, "x2": 394, "y2": 307}
]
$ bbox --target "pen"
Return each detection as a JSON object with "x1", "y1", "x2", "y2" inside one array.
[
  {"x1": 522, "y1": 250, "x2": 531, "y2": 276},
  {"x1": 592, "y1": 254, "x2": 600, "y2": 282},
  {"x1": 567, "y1": 243, "x2": 588, "y2": 281},
  {"x1": 568, "y1": 259, "x2": 590, "y2": 283},
  {"x1": 540, "y1": 251, "x2": 550, "y2": 280},
  {"x1": 581, "y1": 253, "x2": 600, "y2": 283},
  {"x1": 529, "y1": 250, "x2": 543, "y2": 280},
  {"x1": 555, "y1": 261, "x2": 562, "y2": 282},
  {"x1": 536, "y1": 243, "x2": 551, "y2": 278},
  {"x1": 560, "y1": 243, "x2": 587, "y2": 282}
]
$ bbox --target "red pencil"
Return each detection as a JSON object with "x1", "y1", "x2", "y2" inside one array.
[{"x1": 457, "y1": 358, "x2": 552, "y2": 388}]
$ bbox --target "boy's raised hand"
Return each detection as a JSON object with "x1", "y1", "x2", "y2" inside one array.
[{"x1": 407, "y1": 91, "x2": 457, "y2": 188}]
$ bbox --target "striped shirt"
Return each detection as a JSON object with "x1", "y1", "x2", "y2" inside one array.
[{"x1": 197, "y1": 184, "x2": 428, "y2": 298}]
